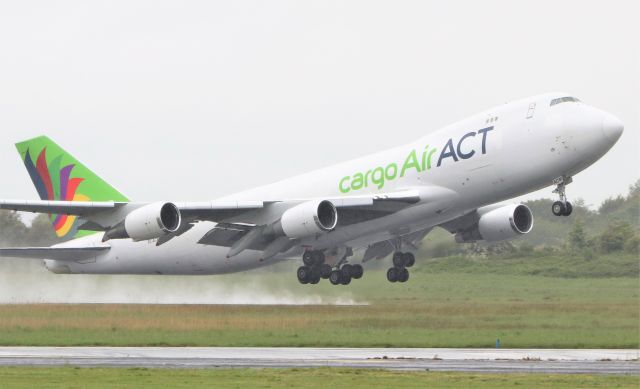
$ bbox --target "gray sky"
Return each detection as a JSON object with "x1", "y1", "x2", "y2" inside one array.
[{"x1": 1, "y1": 1, "x2": 638, "y2": 209}]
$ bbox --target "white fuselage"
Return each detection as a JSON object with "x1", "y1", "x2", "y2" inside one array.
[{"x1": 46, "y1": 93, "x2": 622, "y2": 275}]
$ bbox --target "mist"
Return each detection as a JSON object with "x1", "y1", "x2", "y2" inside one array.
[{"x1": 0, "y1": 259, "x2": 363, "y2": 305}]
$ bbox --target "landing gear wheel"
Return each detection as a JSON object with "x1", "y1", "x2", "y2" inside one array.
[
  {"x1": 392, "y1": 252, "x2": 404, "y2": 267},
  {"x1": 402, "y1": 252, "x2": 415, "y2": 267},
  {"x1": 320, "y1": 264, "x2": 332, "y2": 279},
  {"x1": 309, "y1": 275, "x2": 321, "y2": 284},
  {"x1": 397, "y1": 268, "x2": 409, "y2": 283},
  {"x1": 340, "y1": 267, "x2": 352, "y2": 285},
  {"x1": 341, "y1": 264, "x2": 353, "y2": 277},
  {"x1": 386, "y1": 267, "x2": 398, "y2": 283},
  {"x1": 311, "y1": 250, "x2": 325, "y2": 266},
  {"x1": 329, "y1": 270, "x2": 342, "y2": 285},
  {"x1": 563, "y1": 201, "x2": 573, "y2": 217},
  {"x1": 297, "y1": 266, "x2": 311, "y2": 284},
  {"x1": 351, "y1": 264, "x2": 363, "y2": 279},
  {"x1": 302, "y1": 251, "x2": 314, "y2": 266},
  {"x1": 552, "y1": 201, "x2": 566, "y2": 217},
  {"x1": 552, "y1": 175, "x2": 573, "y2": 217}
]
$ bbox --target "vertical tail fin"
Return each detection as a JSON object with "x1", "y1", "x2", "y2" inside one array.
[{"x1": 15, "y1": 135, "x2": 129, "y2": 238}]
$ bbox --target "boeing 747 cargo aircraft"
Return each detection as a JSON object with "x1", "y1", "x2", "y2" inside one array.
[{"x1": 0, "y1": 93, "x2": 624, "y2": 285}]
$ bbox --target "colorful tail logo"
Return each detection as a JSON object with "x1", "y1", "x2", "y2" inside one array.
[{"x1": 23, "y1": 147, "x2": 89, "y2": 237}]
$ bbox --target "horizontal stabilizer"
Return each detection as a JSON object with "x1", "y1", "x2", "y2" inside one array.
[
  {"x1": 0, "y1": 199, "x2": 122, "y2": 215},
  {"x1": 0, "y1": 246, "x2": 110, "y2": 261}
]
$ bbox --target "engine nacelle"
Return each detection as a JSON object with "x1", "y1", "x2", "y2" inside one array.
[
  {"x1": 123, "y1": 202, "x2": 182, "y2": 241},
  {"x1": 455, "y1": 204, "x2": 533, "y2": 243},
  {"x1": 278, "y1": 200, "x2": 338, "y2": 239}
]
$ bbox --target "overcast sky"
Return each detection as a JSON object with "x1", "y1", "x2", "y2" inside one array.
[{"x1": 1, "y1": 1, "x2": 638, "y2": 210}]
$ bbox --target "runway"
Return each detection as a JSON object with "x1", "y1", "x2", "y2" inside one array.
[{"x1": 0, "y1": 347, "x2": 637, "y2": 374}]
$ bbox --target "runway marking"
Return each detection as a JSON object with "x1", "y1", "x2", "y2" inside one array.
[{"x1": 0, "y1": 348, "x2": 637, "y2": 374}]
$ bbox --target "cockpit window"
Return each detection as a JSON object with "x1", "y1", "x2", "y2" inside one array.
[{"x1": 550, "y1": 96, "x2": 580, "y2": 106}]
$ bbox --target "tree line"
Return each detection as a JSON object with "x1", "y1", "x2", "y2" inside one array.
[{"x1": 423, "y1": 179, "x2": 640, "y2": 259}]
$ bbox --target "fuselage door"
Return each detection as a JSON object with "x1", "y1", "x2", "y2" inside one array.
[{"x1": 526, "y1": 102, "x2": 536, "y2": 119}]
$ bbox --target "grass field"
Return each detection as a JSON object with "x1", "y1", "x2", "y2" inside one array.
[
  {"x1": 0, "y1": 259, "x2": 637, "y2": 348},
  {"x1": 0, "y1": 367, "x2": 637, "y2": 389}
]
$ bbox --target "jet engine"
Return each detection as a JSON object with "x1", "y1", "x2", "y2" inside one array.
[
  {"x1": 455, "y1": 204, "x2": 533, "y2": 243},
  {"x1": 103, "y1": 202, "x2": 182, "y2": 241},
  {"x1": 123, "y1": 202, "x2": 182, "y2": 241},
  {"x1": 276, "y1": 200, "x2": 338, "y2": 239}
]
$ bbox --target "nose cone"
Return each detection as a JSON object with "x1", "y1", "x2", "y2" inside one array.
[{"x1": 602, "y1": 113, "x2": 624, "y2": 143}]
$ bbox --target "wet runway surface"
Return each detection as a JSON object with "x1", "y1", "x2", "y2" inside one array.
[{"x1": 0, "y1": 347, "x2": 637, "y2": 374}]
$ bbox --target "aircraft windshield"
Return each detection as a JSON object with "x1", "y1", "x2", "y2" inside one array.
[{"x1": 550, "y1": 96, "x2": 580, "y2": 106}]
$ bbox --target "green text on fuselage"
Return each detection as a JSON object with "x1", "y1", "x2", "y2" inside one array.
[
  {"x1": 338, "y1": 146, "x2": 438, "y2": 193},
  {"x1": 338, "y1": 126, "x2": 494, "y2": 193}
]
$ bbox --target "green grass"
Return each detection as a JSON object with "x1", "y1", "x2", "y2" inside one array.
[
  {"x1": 0, "y1": 367, "x2": 637, "y2": 389},
  {"x1": 417, "y1": 252, "x2": 640, "y2": 278},
  {"x1": 0, "y1": 267, "x2": 637, "y2": 348}
]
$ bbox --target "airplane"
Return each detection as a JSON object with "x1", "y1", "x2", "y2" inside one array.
[{"x1": 0, "y1": 92, "x2": 624, "y2": 285}]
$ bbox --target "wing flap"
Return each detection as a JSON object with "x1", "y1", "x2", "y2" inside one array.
[
  {"x1": 177, "y1": 201, "x2": 265, "y2": 222},
  {"x1": 331, "y1": 190, "x2": 422, "y2": 226},
  {"x1": 330, "y1": 189, "x2": 421, "y2": 208},
  {"x1": 197, "y1": 223, "x2": 271, "y2": 250}
]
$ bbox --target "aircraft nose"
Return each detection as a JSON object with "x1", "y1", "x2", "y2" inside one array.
[{"x1": 602, "y1": 113, "x2": 624, "y2": 143}]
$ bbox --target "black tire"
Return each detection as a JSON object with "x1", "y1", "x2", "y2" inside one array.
[
  {"x1": 563, "y1": 201, "x2": 573, "y2": 217},
  {"x1": 392, "y1": 252, "x2": 404, "y2": 268},
  {"x1": 340, "y1": 267, "x2": 352, "y2": 283},
  {"x1": 329, "y1": 270, "x2": 342, "y2": 285},
  {"x1": 386, "y1": 267, "x2": 398, "y2": 283},
  {"x1": 402, "y1": 252, "x2": 415, "y2": 267},
  {"x1": 351, "y1": 264, "x2": 364, "y2": 279},
  {"x1": 302, "y1": 251, "x2": 314, "y2": 266},
  {"x1": 320, "y1": 264, "x2": 332, "y2": 279},
  {"x1": 297, "y1": 266, "x2": 311, "y2": 284},
  {"x1": 309, "y1": 275, "x2": 321, "y2": 284},
  {"x1": 397, "y1": 268, "x2": 409, "y2": 283},
  {"x1": 552, "y1": 201, "x2": 566, "y2": 216},
  {"x1": 341, "y1": 264, "x2": 353, "y2": 277},
  {"x1": 311, "y1": 250, "x2": 325, "y2": 266},
  {"x1": 310, "y1": 266, "x2": 322, "y2": 280}
]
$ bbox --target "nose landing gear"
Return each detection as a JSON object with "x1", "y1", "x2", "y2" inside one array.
[{"x1": 552, "y1": 175, "x2": 573, "y2": 217}]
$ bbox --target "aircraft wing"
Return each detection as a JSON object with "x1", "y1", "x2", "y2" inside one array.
[
  {"x1": 0, "y1": 189, "x2": 423, "y2": 228},
  {"x1": 1, "y1": 188, "x2": 443, "y2": 256},
  {"x1": 0, "y1": 199, "x2": 263, "y2": 219},
  {"x1": 182, "y1": 190, "x2": 423, "y2": 228},
  {"x1": 0, "y1": 246, "x2": 110, "y2": 261},
  {"x1": 1, "y1": 187, "x2": 450, "y2": 258},
  {"x1": 192, "y1": 188, "x2": 447, "y2": 257},
  {"x1": 0, "y1": 199, "x2": 267, "y2": 231}
]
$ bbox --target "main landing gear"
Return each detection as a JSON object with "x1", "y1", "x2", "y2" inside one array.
[
  {"x1": 551, "y1": 176, "x2": 573, "y2": 217},
  {"x1": 328, "y1": 263, "x2": 363, "y2": 286},
  {"x1": 386, "y1": 252, "x2": 414, "y2": 283},
  {"x1": 297, "y1": 250, "x2": 363, "y2": 286}
]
